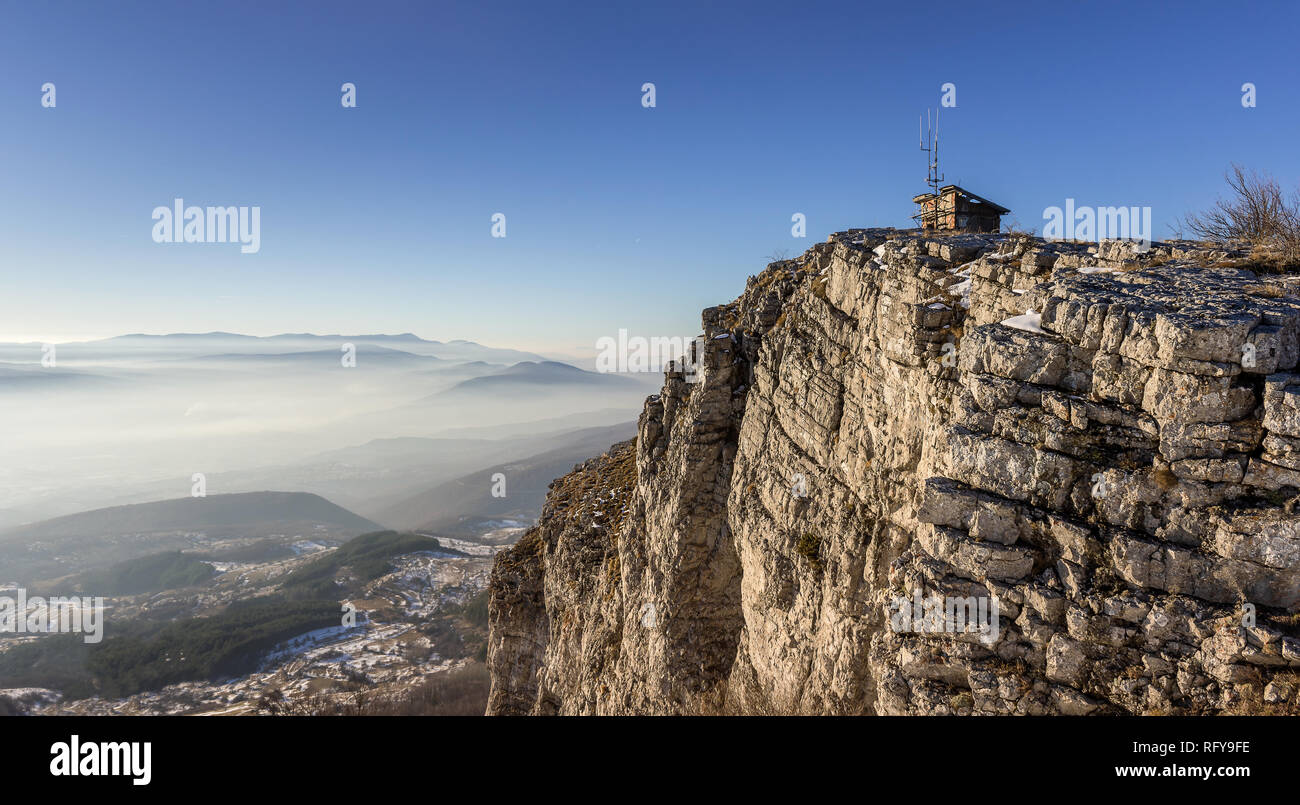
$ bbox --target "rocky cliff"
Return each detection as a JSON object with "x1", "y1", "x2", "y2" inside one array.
[{"x1": 487, "y1": 230, "x2": 1300, "y2": 715}]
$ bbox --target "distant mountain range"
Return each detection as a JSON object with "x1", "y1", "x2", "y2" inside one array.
[
  {"x1": 426, "y1": 360, "x2": 648, "y2": 402},
  {"x1": 0, "y1": 416, "x2": 641, "y2": 580},
  {"x1": 0, "y1": 332, "x2": 552, "y2": 366},
  {"x1": 373, "y1": 422, "x2": 637, "y2": 534},
  {"x1": 0, "y1": 330, "x2": 664, "y2": 554},
  {"x1": 0, "y1": 363, "x2": 113, "y2": 387},
  {"x1": 183, "y1": 345, "x2": 452, "y2": 371},
  {"x1": 189, "y1": 418, "x2": 641, "y2": 520},
  {"x1": 0, "y1": 491, "x2": 381, "y2": 543},
  {"x1": 0, "y1": 492, "x2": 383, "y2": 582}
]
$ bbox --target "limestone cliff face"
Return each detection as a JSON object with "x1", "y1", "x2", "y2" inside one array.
[{"x1": 487, "y1": 230, "x2": 1300, "y2": 715}]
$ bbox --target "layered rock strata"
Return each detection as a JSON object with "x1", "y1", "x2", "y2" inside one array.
[{"x1": 488, "y1": 231, "x2": 1300, "y2": 715}]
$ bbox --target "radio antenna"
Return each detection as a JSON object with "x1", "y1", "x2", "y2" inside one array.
[
  {"x1": 921, "y1": 108, "x2": 944, "y2": 198},
  {"x1": 915, "y1": 108, "x2": 945, "y2": 228}
]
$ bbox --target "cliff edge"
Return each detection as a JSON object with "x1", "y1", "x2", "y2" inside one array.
[{"x1": 487, "y1": 230, "x2": 1300, "y2": 715}]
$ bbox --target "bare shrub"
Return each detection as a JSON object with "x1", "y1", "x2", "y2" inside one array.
[
  {"x1": 1000, "y1": 217, "x2": 1034, "y2": 238},
  {"x1": 1181, "y1": 164, "x2": 1300, "y2": 267}
]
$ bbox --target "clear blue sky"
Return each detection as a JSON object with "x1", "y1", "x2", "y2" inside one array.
[{"x1": 2, "y1": 0, "x2": 1297, "y2": 353}]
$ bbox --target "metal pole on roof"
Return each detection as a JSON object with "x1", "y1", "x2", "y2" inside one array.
[{"x1": 917, "y1": 108, "x2": 945, "y2": 228}]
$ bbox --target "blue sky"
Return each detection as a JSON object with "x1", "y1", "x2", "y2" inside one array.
[{"x1": 2, "y1": 0, "x2": 1297, "y2": 355}]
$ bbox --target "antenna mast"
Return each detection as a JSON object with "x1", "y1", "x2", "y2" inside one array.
[{"x1": 917, "y1": 108, "x2": 945, "y2": 228}]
